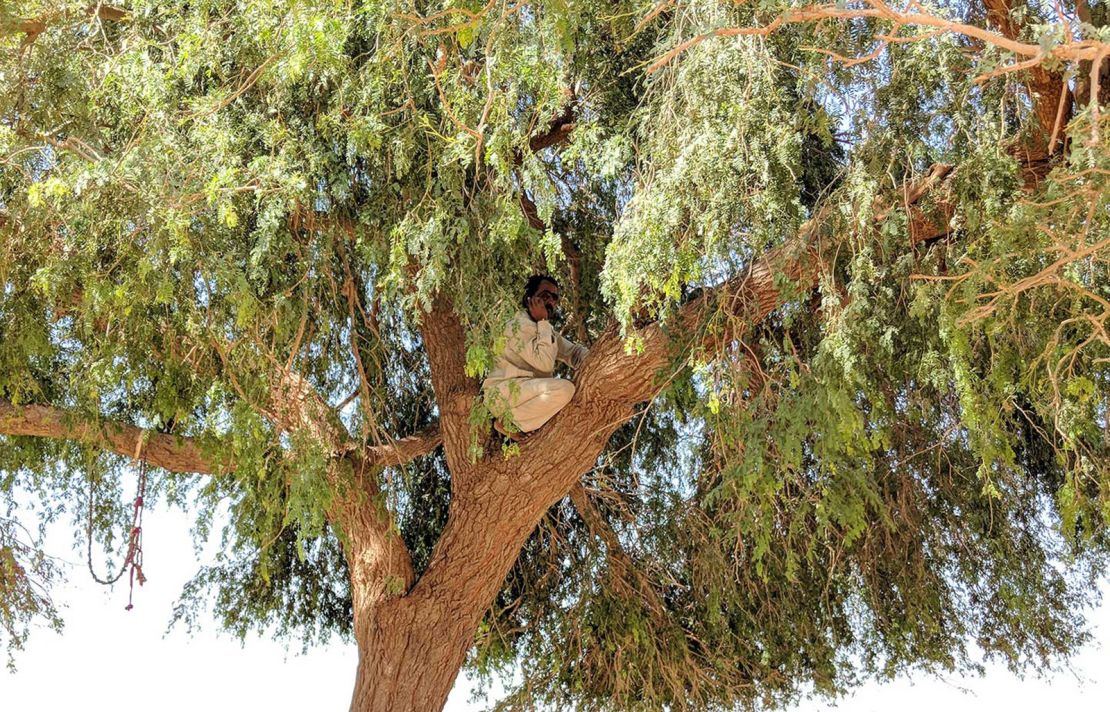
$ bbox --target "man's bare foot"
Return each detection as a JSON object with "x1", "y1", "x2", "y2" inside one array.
[{"x1": 493, "y1": 420, "x2": 523, "y2": 442}]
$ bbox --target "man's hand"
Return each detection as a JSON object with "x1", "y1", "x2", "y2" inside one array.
[{"x1": 527, "y1": 295, "x2": 549, "y2": 322}]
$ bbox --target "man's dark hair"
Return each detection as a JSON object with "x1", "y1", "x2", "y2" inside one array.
[{"x1": 521, "y1": 274, "x2": 560, "y2": 310}]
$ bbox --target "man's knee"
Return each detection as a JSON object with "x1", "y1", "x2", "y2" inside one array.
[
  {"x1": 533, "y1": 379, "x2": 574, "y2": 408},
  {"x1": 550, "y1": 379, "x2": 575, "y2": 407}
]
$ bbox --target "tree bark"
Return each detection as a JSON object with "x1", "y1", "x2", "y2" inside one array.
[
  {"x1": 349, "y1": 593, "x2": 473, "y2": 712},
  {"x1": 344, "y1": 428, "x2": 635, "y2": 712}
]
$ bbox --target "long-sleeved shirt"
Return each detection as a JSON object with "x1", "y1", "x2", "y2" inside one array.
[{"x1": 482, "y1": 310, "x2": 588, "y2": 388}]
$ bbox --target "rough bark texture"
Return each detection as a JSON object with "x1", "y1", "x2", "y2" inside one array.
[
  {"x1": 984, "y1": 0, "x2": 1072, "y2": 157},
  {"x1": 0, "y1": 398, "x2": 216, "y2": 473},
  {"x1": 419, "y1": 292, "x2": 480, "y2": 480}
]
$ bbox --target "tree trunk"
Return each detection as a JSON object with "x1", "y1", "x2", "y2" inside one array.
[
  {"x1": 344, "y1": 428, "x2": 625, "y2": 712},
  {"x1": 348, "y1": 595, "x2": 472, "y2": 712},
  {"x1": 345, "y1": 479, "x2": 550, "y2": 711},
  {"x1": 339, "y1": 245, "x2": 829, "y2": 710}
]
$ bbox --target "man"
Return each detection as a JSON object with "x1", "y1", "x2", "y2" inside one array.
[{"x1": 483, "y1": 275, "x2": 588, "y2": 439}]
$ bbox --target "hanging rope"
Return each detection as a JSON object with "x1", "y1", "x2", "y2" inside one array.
[
  {"x1": 86, "y1": 437, "x2": 149, "y2": 610},
  {"x1": 125, "y1": 458, "x2": 147, "y2": 611}
]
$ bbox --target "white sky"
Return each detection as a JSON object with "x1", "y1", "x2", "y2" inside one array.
[{"x1": 2, "y1": 502, "x2": 1107, "y2": 712}]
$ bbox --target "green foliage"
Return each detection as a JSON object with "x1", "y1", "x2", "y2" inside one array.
[
  {"x1": 0, "y1": 515, "x2": 63, "y2": 671},
  {"x1": 172, "y1": 521, "x2": 354, "y2": 650},
  {"x1": 2, "y1": 0, "x2": 1109, "y2": 709}
]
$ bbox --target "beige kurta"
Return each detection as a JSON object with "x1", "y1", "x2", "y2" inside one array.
[{"x1": 483, "y1": 311, "x2": 588, "y2": 432}]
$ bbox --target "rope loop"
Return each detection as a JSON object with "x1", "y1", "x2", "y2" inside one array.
[{"x1": 86, "y1": 433, "x2": 150, "y2": 610}]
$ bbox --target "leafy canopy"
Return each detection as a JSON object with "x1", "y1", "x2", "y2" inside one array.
[{"x1": 2, "y1": 0, "x2": 1109, "y2": 709}]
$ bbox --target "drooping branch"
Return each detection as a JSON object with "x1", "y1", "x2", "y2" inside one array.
[
  {"x1": 644, "y1": 0, "x2": 1110, "y2": 90},
  {"x1": 568, "y1": 484, "x2": 669, "y2": 618},
  {"x1": 9, "y1": 238, "x2": 428, "y2": 610},
  {"x1": 2, "y1": 5, "x2": 128, "y2": 41},
  {"x1": 11, "y1": 126, "x2": 107, "y2": 163}
]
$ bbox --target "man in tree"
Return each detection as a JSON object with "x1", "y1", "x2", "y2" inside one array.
[{"x1": 484, "y1": 275, "x2": 588, "y2": 439}]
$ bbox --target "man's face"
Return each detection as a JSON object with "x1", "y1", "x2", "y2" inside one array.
[{"x1": 536, "y1": 280, "x2": 561, "y2": 320}]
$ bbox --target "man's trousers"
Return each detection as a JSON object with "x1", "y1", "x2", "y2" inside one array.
[{"x1": 485, "y1": 377, "x2": 576, "y2": 433}]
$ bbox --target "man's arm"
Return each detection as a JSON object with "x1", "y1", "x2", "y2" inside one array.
[
  {"x1": 557, "y1": 334, "x2": 588, "y2": 370},
  {"x1": 507, "y1": 317, "x2": 559, "y2": 373}
]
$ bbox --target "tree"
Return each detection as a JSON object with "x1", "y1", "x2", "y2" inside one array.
[{"x1": 2, "y1": 0, "x2": 1108, "y2": 709}]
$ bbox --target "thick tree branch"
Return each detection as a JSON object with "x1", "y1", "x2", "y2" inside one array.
[
  {"x1": 11, "y1": 230, "x2": 429, "y2": 618},
  {"x1": 38, "y1": 289, "x2": 346, "y2": 461},
  {"x1": 527, "y1": 100, "x2": 578, "y2": 153},
  {"x1": 562, "y1": 165, "x2": 959, "y2": 420},
  {"x1": 514, "y1": 98, "x2": 578, "y2": 231},
  {"x1": 365, "y1": 424, "x2": 443, "y2": 467},
  {"x1": 0, "y1": 398, "x2": 439, "y2": 473},
  {"x1": 517, "y1": 188, "x2": 546, "y2": 232},
  {"x1": 419, "y1": 293, "x2": 479, "y2": 477},
  {"x1": 0, "y1": 398, "x2": 216, "y2": 474},
  {"x1": 336, "y1": 454, "x2": 418, "y2": 643},
  {"x1": 264, "y1": 339, "x2": 442, "y2": 468},
  {"x1": 406, "y1": 232, "x2": 827, "y2": 631},
  {"x1": 983, "y1": 0, "x2": 1072, "y2": 157}
]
